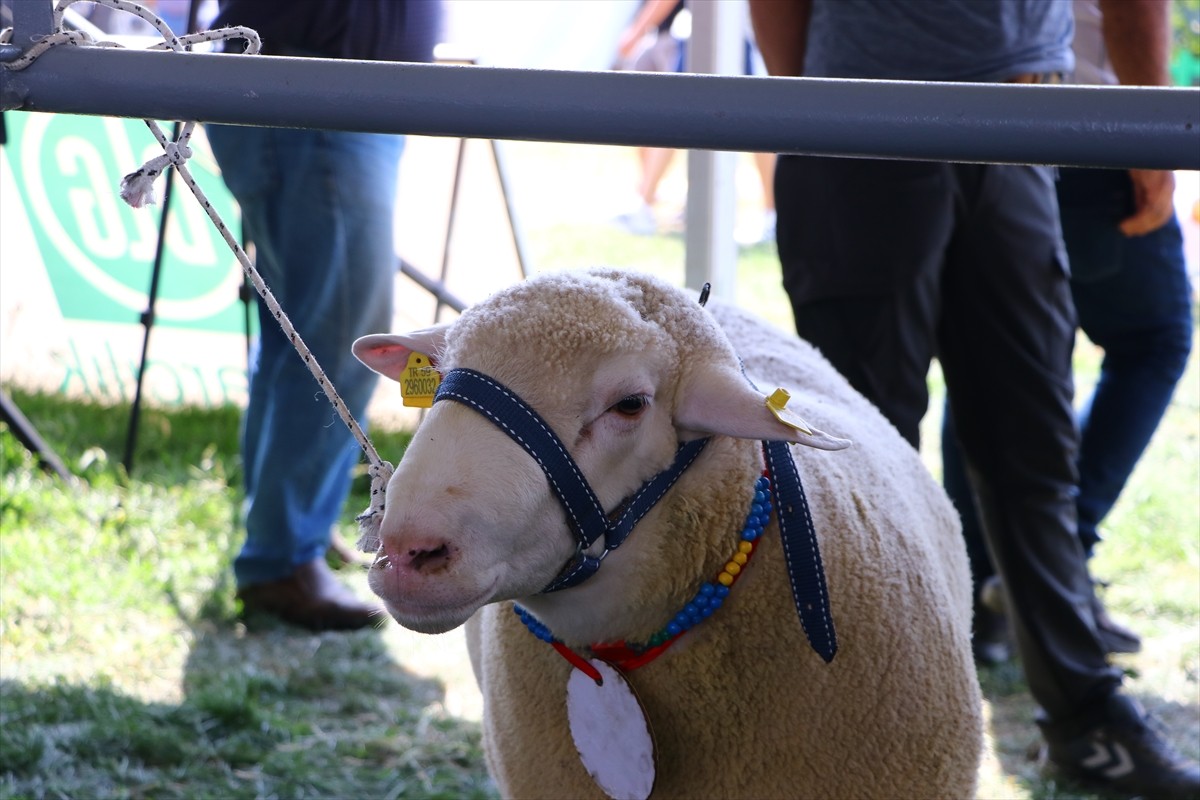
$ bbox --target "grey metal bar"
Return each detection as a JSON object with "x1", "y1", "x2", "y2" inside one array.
[
  {"x1": 399, "y1": 258, "x2": 467, "y2": 314},
  {"x1": 490, "y1": 140, "x2": 529, "y2": 281},
  {"x1": 2, "y1": 47, "x2": 1198, "y2": 170},
  {"x1": 7, "y1": 0, "x2": 55, "y2": 47},
  {"x1": 434, "y1": 138, "x2": 468, "y2": 324}
]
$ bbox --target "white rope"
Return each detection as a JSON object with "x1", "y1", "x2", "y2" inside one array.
[{"x1": 4, "y1": 0, "x2": 395, "y2": 549}]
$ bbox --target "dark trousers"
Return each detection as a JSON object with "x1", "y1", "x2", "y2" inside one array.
[
  {"x1": 774, "y1": 156, "x2": 1123, "y2": 722},
  {"x1": 942, "y1": 167, "x2": 1194, "y2": 630}
]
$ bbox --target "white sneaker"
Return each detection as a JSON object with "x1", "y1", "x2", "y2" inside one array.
[
  {"x1": 761, "y1": 209, "x2": 777, "y2": 243},
  {"x1": 613, "y1": 202, "x2": 658, "y2": 236},
  {"x1": 735, "y1": 209, "x2": 777, "y2": 246}
]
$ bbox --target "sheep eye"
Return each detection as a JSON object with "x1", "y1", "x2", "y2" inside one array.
[{"x1": 611, "y1": 395, "x2": 648, "y2": 417}]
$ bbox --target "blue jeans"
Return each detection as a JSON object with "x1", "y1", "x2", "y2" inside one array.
[
  {"x1": 943, "y1": 167, "x2": 1194, "y2": 583},
  {"x1": 1059, "y1": 168, "x2": 1195, "y2": 554},
  {"x1": 205, "y1": 126, "x2": 403, "y2": 588}
]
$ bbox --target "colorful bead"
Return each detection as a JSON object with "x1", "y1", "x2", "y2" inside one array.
[{"x1": 516, "y1": 474, "x2": 772, "y2": 656}]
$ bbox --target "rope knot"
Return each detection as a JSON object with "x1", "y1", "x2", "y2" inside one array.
[
  {"x1": 118, "y1": 129, "x2": 194, "y2": 208},
  {"x1": 164, "y1": 141, "x2": 193, "y2": 165}
]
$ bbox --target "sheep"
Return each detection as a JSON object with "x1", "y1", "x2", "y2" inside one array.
[{"x1": 353, "y1": 268, "x2": 983, "y2": 800}]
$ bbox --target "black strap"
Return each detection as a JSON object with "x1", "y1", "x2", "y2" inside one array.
[
  {"x1": 763, "y1": 440, "x2": 838, "y2": 662},
  {"x1": 437, "y1": 368, "x2": 609, "y2": 548},
  {"x1": 436, "y1": 368, "x2": 709, "y2": 593}
]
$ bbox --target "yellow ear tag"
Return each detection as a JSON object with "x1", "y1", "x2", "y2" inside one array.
[
  {"x1": 766, "y1": 388, "x2": 814, "y2": 435},
  {"x1": 399, "y1": 352, "x2": 441, "y2": 408}
]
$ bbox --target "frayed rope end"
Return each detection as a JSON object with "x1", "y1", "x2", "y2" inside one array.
[
  {"x1": 120, "y1": 143, "x2": 193, "y2": 209},
  {"x1": 120, "y1": 166, "x2": 162, "y2": 208},
  {"x1": 355, "y1": 460, "x2": 394, "y2": 554}
]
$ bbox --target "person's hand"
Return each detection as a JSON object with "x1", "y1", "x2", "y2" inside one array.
[{"x1": 1119, "y1": 169, "x2": 1175, "y2": 237}]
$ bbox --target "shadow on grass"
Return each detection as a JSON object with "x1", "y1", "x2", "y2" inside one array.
[
  {"x1": 2, "y1": 610, "x2": 496, "y2": 800},
  {"x1": 977, "y1": 658, "x2": 1200, "y2": 800}
]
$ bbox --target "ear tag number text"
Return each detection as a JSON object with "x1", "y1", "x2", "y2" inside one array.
[{"x1": 399, "y1": 352, "x2": 441, "y2": 408}]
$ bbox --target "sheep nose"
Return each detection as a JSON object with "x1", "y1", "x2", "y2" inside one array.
[{"x1": 382, "y1": 537, "x2": 455, "y2": 576}]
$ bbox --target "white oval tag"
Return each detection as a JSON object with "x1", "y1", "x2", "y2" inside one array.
[{"x1": 566, "y1": 659, "x2": 656, "y2": 800}]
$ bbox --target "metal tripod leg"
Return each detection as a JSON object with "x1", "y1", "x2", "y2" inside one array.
[
  {"x1": 0, "y1": 389, "x2": 72, "y2": 481},
  {"x1": 421, "y1": 135, "x2": 529, "y2": 324},
  {"x1": 122, "y1": 120, "x2": 181, "y2": 475},
  {"x1": 122, "y1": 1, "x2": 203, "y2": 475}
]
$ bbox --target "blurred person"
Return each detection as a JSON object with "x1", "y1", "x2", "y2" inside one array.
[
  {"x1": 947, "y1": 0, "x2": 1194, "y2": 663},
  {"x1": 612, "y1": 0, "x2": 687, "y2": 235},
  {"x1": 205, "y1": 0, "x2": 444, "y2": 631},
  {"x1": 612, "y1": 1, "x2": 776, "y2": 242},
  {"x1": 748, "y1": 0, "x2": 1200, "y2": 796}
]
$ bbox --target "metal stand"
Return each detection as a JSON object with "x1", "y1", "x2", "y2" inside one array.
[
  {"x1": 0, "y1": 389, "x2": 72, "y2": 481},
  {"x1": 401, "y1": 134, "x2": 528, "y2": 319},
  {"x1": 420, "y1": 56, "x2": 528, "y2": 324},
  {"x1": 122, "y1": 120, "x2": 182, "y2": 474},
  {"x1": 121, "y1": 0, "x2": 205, "y2": 474}
]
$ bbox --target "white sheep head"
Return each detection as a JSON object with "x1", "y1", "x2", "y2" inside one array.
[{"x1": 352, "y1": 269, "x2": 848, "y2": 636}]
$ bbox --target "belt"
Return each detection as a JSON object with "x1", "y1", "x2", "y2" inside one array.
[{"x1": 1007, "y1": 72, "x2": 1064, "y2": 84}]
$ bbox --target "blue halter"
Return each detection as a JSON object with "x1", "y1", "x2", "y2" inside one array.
[{"x1": 433, "y1": 367, "x2": 837, "y2": 663}]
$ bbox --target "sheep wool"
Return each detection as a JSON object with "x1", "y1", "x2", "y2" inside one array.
[{"x1": 353, "y1": 268, "x2": 983, "y2": 800}]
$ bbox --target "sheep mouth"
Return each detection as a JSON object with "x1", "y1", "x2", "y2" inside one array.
[{"x1": 372, "y1": 572, "x2": 499, "y2": 634}]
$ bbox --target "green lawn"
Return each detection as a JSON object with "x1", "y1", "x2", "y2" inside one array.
[{"x1": 2, "y1": 220, "x2": 1197, "y2": 799}]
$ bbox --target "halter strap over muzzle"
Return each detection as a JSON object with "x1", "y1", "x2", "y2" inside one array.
[{"x1": 434, "y1": 367, "x2": 710, "y2": 593}]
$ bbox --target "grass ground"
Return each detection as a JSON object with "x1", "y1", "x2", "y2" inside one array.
[{"x1": 2, "y1": 185, "x2": 1198, "y2": 798}]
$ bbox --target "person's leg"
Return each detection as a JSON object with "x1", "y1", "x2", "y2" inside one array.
[
  {"x1": 781, "y1": 158, "x2": 1199, "y2": 795},
  {"x1": 1059, "y1": 168, "x2": 1195, "y2": 556},
  {"x1": 774, "y1": 155, "x2": 952, "y2": 447},
  {"x1": 941, "y1": 410, "x2": 993, "y2": 588},
  {"x1": 740, "y1": 151, "x2": 776, "y2": 245},
  {"x1": 207, "y1": 126, "x2": 402, "y2": 588},
  {"x1": 938, "y1": 163, "x2": 1122, "y2": 721},
  {"x1": 940, "y1": 406, "x2": 1009, "y2": 663},
  {"x1": 638, "y1": 147, "x2": 677, "y2": 207},
  {"x1": 617, "y1": 32, "x2": 683, "y2": 235},
  {"x1": 753, "y1": 151, "x2": 775, "y2": 215}
]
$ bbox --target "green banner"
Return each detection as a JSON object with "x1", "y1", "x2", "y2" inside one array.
[{"x1": 5, "y1": 112, "x2": 253, "y2": 335}]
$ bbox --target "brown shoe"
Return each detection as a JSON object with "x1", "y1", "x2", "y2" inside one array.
[{"x1": 237, "y1": 558, "x2": 383, "y2": 631}]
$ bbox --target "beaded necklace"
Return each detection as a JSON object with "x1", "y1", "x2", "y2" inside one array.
[{"x1": 515, "y1": 474, "x2": 772, "y2": 683}]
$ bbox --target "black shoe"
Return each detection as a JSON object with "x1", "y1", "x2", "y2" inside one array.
[
  {"x1": 1040, "y1": 693, "x2": 1200, "y2": 799},
  {"x1": 981, "y1": 575, "x2": 1142, "y2": 656},
  {"x1": 972, "y1": 601, "x2": 1012, "y2": 666},
  {"x1": 1092, "y1": 593, "x2": 1142, "y2": 655}
]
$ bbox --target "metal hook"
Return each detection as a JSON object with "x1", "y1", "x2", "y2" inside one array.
[{"x1": 698, "y1": 282, "x2": 711, "y2": 307}]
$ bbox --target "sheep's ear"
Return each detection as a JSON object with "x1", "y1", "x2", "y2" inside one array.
[
  {"x1": 675, "y1": 364, "x2": 851, "y2": 451},
  {"x1": 352, "y1": 324, "x2": 451, "y2": 382}
]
